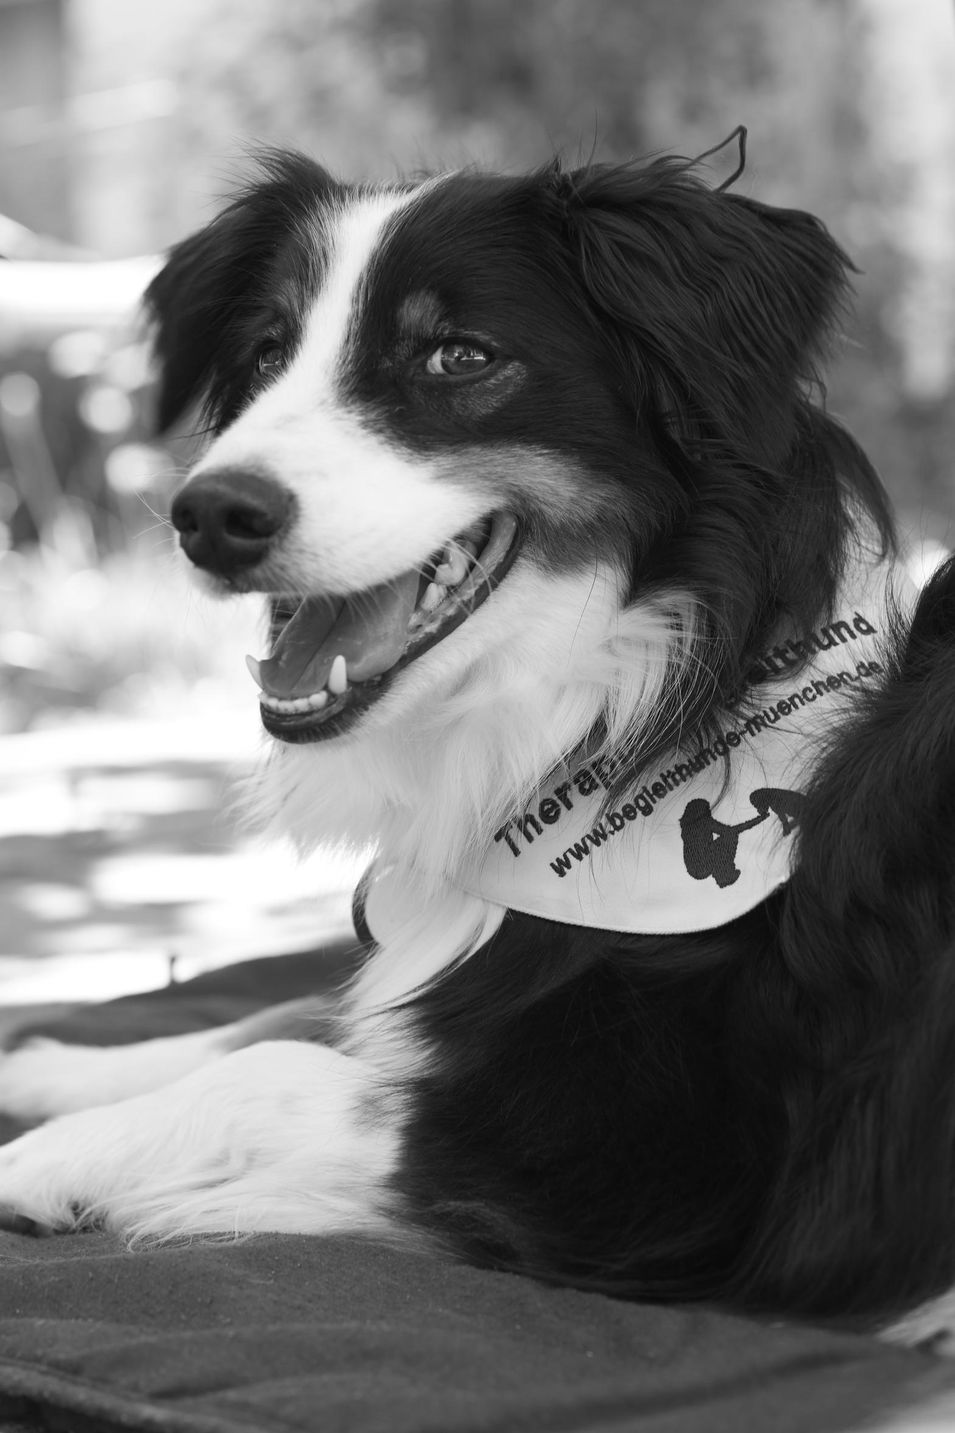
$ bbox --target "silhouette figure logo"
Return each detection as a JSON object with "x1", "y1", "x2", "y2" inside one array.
[{"x1": 679, "y1": 788, "x2": 806, "y2": 889}]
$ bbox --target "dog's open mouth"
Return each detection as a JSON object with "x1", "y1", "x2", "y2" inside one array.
[{"x1": 246, "y1": 511, "x2": 520, "y2": 741}]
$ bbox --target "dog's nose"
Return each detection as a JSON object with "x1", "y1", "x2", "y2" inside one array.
[{"x1": 170, "y1": 468, "x2": 294, "y2": 576}]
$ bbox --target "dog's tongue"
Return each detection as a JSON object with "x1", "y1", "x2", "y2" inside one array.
[{"x1": 258, "y1": 571, "x2": 420, "y2": 697}]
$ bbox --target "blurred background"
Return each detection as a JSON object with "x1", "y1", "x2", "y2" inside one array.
[{"x1": 0, "y1": 0, "x2": 953, "y2": 1005}]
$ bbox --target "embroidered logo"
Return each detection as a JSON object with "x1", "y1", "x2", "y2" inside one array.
[{"x1": 679, "y1": 788, "x2": 805, "y2": 889}]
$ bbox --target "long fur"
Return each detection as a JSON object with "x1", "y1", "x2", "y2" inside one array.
[{"x1": 2, "y1": 144, "x2": 954, "y2": 1335}]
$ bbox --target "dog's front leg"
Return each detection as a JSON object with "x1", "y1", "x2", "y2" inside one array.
[
  {"x1": 0, "y1": 996, "x2": 338, "y2": 1123},
  {"x1": 0, "y1": 1041, "x2": 401, "y2": 1240}
]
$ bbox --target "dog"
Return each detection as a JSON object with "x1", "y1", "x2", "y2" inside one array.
[{"x1": 2, "y1": 136, "x2": 955, "y2": 1335}]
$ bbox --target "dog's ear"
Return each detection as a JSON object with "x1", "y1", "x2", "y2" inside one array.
[
  {"x1": 145, "y1": 151, "x2": 341, "y2": 431},
  {"x1": 550, "y1": 155, "x2": 852, "y2": 466}
]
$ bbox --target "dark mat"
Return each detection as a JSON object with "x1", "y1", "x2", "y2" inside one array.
[{"x1": 0, "y1": 948, "x2": 953, "y2": 1433}]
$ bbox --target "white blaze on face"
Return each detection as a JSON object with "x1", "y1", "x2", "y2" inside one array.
[{"x1": 187, "y1": 186, "x2": 488, "y2": 596}]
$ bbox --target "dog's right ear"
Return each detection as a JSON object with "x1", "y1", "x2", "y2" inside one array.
[{"x1": 145, "y1": 151, "x2": 341, "y2": 432}]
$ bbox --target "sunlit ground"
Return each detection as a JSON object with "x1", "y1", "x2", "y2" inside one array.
[
  {"x1": 0, "y1": 535, "x2": 364, "y2": 1010},
  {"x1": 0, "y1": 709, "x2": 364, "y2": 1005}
]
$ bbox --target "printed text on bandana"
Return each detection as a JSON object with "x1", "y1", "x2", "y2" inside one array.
[{"x1": 493, "y1": 646, "x2": 883, "y2": 891}]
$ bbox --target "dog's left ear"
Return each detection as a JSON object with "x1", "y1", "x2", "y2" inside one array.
[{"x1": 550, "y1": 154, "x2": 852, "y2": 466}]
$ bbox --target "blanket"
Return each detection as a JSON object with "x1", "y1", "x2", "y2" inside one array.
[{"x1": 0, "y1": 946, "x2": 953, "y2": 1433}]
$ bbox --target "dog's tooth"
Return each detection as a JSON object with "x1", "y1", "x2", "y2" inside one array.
[
  {"x1": 433, "y1": 546, "x2": 470, "y2": 587},
  {"x1": 245, "y1": 654, "x2": 264, "y2": 690},
  {"x1": 259, "y1": 687, "x2": 330, "y2": 715},
  {"x1": 419, "y1": 581, "x2": 446, "y2": 613},
  {"x1": 327, "y1": 654, "x2": 348, "y2": 695}
]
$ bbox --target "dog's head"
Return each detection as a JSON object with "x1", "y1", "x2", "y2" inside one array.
[{"x1": 148, "y1": 146, "x2": 857, "y2": 755}]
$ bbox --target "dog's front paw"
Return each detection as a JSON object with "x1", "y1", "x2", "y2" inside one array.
[
  {"x1": 0, "y1": 1065, "x2": 243, "y2": 1237},
  {"x1": 0, "y1": 1117, "x2": 94, "y2": 1234},
  {"x1": 0, "y1": 1041, "x2": 394, "y2": 1242}
]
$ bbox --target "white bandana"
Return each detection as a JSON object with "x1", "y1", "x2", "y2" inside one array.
[{"x1": 455, "y1": 543, "x2": 911, "y2": 935}]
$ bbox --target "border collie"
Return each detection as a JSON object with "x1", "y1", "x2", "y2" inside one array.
[{"x1": 3, "y1": 135, "x2": 955, "y2": 1334}]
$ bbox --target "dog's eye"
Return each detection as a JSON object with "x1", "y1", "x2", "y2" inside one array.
[
  {"x1": 425, "y1": 341, "x2": 493, "y2": 378},
  {"x1": 255, "y1": 343, "x2": 286, "y2": 380}
]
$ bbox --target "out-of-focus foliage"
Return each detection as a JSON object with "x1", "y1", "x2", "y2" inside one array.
[
  {"x1": 0, "y1": 246, "x2": 251, "y2": 731},
  {"x1": 0, "y1": 525, "x2": 260, "y2": 734},
  {"x1": 168, "y1": 0, "x2": 864, "y2": 194},
  {"x1": 0, "y1": 260, "x2": 160, "y2": 550}
]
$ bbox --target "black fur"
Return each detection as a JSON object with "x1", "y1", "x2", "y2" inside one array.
[{"x1": 149, "y1": 147, "x2": 955, "y2": 1325}]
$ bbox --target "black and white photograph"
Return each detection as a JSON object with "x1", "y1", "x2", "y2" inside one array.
[{"x1": 1, "y1": 3, "x2": 955, "y2": 1430}]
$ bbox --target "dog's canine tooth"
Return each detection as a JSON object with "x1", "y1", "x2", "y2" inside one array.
[
  {"x1": 245, "y1": 654, "x2": 264, "y2": 689},
  {"x1": 434, "y1": 546, "x2": 470, "y2": 587},
  {"x1": 327, "y1": 654, "x2": 348, "y2": 695}
]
